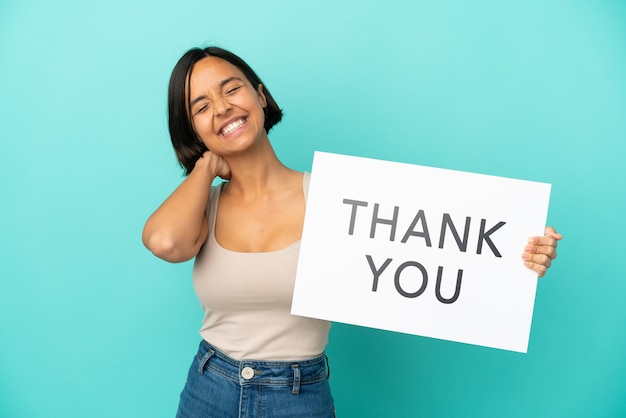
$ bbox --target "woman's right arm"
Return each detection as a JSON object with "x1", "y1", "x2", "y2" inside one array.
[{"x1": 142, "y1": 152, "x2": 230, "y2": 263}]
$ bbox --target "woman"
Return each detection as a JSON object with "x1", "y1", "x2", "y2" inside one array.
[{"x1": 143, "y1": 46, "x2": 562, "y2": 418}]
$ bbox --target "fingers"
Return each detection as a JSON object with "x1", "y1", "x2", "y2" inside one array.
[
  {"x1": 522, "y1": 249, "x2": 553, "y2": 278},
  {"x1": 524, "y1": 241, "x2": 557, "y2": 260},
  {"x1": 522, "y1": 226, "x2": 562, "y2": 278},
  {"x1": 527, "y1": 234, "x2": 558, "y2": 249},
  {"x1": 198, "y1": 151, "x2": 231, "y2": 179},
  {"x1": 544, "y1": 226, "x2": 563, "y2": 240},
  {"x1": 526, "y1": 226, "x2": 563, "y2": 258},
  {"x1": 523, "y1": 259, "x2": 550, "y2": 278},
  {"x1": 522, "y1": 251, "x2": 552, "y2": 270},
  {"x1": 528, "y1": 227, "x2": 563, "y2": 245}
]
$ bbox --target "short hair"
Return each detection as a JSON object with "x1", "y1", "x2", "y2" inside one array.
[{"x1": 167, "y1": 46, "x2": 283, "y2": 175}]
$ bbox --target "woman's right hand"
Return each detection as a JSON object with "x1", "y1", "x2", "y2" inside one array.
[{"x1": 196, "y1": 151, "x2": 231, "y2": 181}]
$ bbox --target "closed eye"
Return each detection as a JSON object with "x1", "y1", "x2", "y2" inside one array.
[
  {"x1": 194, "y1": 103, "x2": 210, "y2": 115},
  {"x1": 226, "y1": 86, "x2": 242, "y2": 95}
]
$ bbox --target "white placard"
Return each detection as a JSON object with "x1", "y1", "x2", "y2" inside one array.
[{"x1": 292, "y1": 151, "x2": 551, "y2": 353}]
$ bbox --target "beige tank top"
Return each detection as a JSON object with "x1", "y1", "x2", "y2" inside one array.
[{"x1": 192, "y1": 173, "x2": 331, "y2": 361}]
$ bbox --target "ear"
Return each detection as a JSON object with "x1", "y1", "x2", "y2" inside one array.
[{"x1": 257, "y1": 84, "x2": 267, "y2": 108}]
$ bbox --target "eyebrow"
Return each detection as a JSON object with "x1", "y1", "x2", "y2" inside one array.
[{"x1": 189, "y1": 76, "x2": 244, "y2": 108}]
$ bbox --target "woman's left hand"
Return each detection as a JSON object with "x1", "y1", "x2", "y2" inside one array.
[{"x1": 522, "y1": 226, "x2": 563, "y2": 278}]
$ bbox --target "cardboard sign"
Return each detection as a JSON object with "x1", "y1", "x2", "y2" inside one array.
[{"x1": 292, "y1": 151, "x2": 551, "y2": 353}]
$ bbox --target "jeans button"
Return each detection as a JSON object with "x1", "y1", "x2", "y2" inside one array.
[{"x1": 241, "y1": 367, "x2": 255, "y2": 380}]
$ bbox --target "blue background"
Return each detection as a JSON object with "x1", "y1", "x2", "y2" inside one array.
[{"x1": 1, "y1": 0, "x2": 625, "y2": 417}]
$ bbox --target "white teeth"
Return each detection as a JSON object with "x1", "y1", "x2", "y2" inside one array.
[{"x1": 220, "y1": 118, "x2": 245, "y2": 135}]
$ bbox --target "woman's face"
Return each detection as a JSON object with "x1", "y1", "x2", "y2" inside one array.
[{"x1": 187, "y1": 56, "x2": 267, "y2": 155}]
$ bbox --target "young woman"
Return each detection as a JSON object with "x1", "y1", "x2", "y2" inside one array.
[{"x1": 143, "y1": 46, "x2": 562, "y2": 418}]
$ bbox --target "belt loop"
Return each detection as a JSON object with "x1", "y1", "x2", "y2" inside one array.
[
  {"x1": 325, "y1": 355, "x2": 331, "y2": 379},
  {"x1": 291, "y1": 364, "x2": 301, "y2": 395},
  {"x1": 197, "y1": 349, "x2": 215, "y2": 375}
]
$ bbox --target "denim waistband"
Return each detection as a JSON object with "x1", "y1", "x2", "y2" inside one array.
[{"x1": 196, "y1": 340, "x2": 330, "y2": 394}]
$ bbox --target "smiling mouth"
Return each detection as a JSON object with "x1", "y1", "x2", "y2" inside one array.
[{"x1": 219, "y1": 118, "x2": 247, "y2": 136}]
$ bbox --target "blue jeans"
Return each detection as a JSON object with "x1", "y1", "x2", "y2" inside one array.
[{"x1": 176, "y1": 340, "x2": 335, "y2": 418}]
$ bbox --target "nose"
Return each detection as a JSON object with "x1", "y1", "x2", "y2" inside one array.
[{"x1": 213, "y1": 95, "x2": 231, "y2": 115}]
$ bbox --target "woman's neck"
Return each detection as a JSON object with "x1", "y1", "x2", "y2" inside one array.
[{"x1": 223, "y1": 141, "x2": 297, "y2": 197}]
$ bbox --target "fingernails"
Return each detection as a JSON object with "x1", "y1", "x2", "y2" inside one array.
[{"x1": 521, "y1": 253, "x2": 530, "y2": 260}]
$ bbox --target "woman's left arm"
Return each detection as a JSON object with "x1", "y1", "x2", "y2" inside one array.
[{"x1": 522, "y1": 226, "x2": 563, "y2": 278}]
